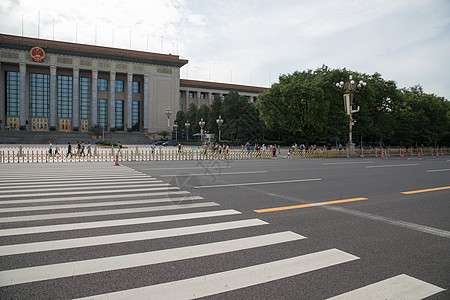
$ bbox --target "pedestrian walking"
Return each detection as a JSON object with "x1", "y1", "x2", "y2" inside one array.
[
  {"x1": 66, "y1": 142, "x2": 73, "y2": 157},
  {"x1": 80, "y1": 141, "x2": 85, "y2": 156},
  {"x1": 48, "y1": 141, "x2": 53, "y2": 157},
  {"x1": 87, "y1": 142, "x2": 92, "y2": 157},
  {"x1": 76, "y1": 141, "x2": 81, "y2": 156},
  {"x1": 54, "y1": 143, "x2": 59, "y2": 156}
]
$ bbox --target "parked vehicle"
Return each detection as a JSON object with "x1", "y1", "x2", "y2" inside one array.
[{"x1": 162, "y1": 140, "x2": 179, "y2": 146}]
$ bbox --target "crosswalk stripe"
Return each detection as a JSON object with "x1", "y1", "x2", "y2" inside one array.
[
  {"x1": 0, "y1": 196, "x2": 204, "y2": 213},
  {"x1": 327, "y1": 274, "x2": 445, "y2": 300},
  {"x1": 0, "y1": 219, "x2": 270, "y2": 256},
  {"x1": 0, "y1": 191, "x2": 190, "y2": 205},
  {"x1": 0, "y1": 174, "x2": 149, "y2": 182},
  {"x1": 0, "y1": 202, "x2": 220, "y2": 223},
  {"x1": 0, "y1": 182, "x2": 168, "y2": 194},
  {"x1": 0, "y1": 209, "x2": 242, "y2": 236},
  {"x1": 0, "y1": 186, "x2": 179, "y2": 199},
  {"x1": 0, "y1": 175, "x2": 151, "y2": 185},
  {"x1": 76, "y1": 248, "x2": 359, "y2": 300},
  {"x1": 0, "y1": 178, "x2": 158, "y2": 188},
  {"x1": 0, "y1": 231, "x2": 304, "y2": 287}
]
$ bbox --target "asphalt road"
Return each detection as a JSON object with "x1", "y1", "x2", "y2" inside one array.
[{"x1": 0, "y1": 156, "x2": 448, "y2": 299}]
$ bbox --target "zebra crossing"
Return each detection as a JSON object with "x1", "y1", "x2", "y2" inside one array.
[{"x1": 0, "y1": 163, "x2": 445, "y2": 299}]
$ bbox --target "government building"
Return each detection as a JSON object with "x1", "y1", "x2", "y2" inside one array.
[{"x1": 0, "y1": 33, "x2": 267, "y2": 138}]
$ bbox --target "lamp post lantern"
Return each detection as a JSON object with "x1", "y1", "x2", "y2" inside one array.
[
  {"x1": 199, "y1": 118, "x2": 205, "y2": 141},
  {"x1": 335, "y1": 75, "x2": 367, "y2": 153},
  {"x1": 165, "y1": 106, "x2": 172, "y2": 129},
  {"x1": 185, "y1": 121, "x2": 190, "y2": 141},
  {"x1": 216, "y1": 115, "x2": 224, "y2": 141},
  {"x1": 173, "y1": 123, "x2": 178, "y2": 140}
]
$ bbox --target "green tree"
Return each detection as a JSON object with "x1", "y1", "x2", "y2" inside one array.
[{"x1": 256, "y1": 70, "x2": 328, "y2": 145}]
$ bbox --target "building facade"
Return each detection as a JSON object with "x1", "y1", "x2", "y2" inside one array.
[{"x1": 0, "y1": 34, "x2": 267, "y2": 137}]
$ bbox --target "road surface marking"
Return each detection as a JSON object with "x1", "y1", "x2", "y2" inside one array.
[
  {"x1": 0, "y1": 202, "x2": 220, "y2": 223},
  {"x1": 0, "y1": 178, "x2": 158, "y2": 188},
  {"x1": 75, "y1": 249, "x2": 359, "y2": 300},
  {"x1": 254, "y1": 198, "x2": 368, "y2": 213},
  {"x1": 161, "y1": 171, "x2": 268, "y2": 177},
  {"x1": 327, "y1": 274, "x2": 445, "y2": 300},
  {"x1": 0, "y1": 231, "x2": 304, "y2": 287},
  {"x1": 0, "y1": 209, "x2": 241, "y2": 237},
  {"x1": 426, "y1": 168, "x2": 450, "y2": 173},
  {"x1": 0, "y1": 219, "x2": 268, "y2": 256},
  {"x1": 0, "y1": 186, "x2": 178, "y2": 199},
  {"x1": 322, "y1": 161, "x2": 374, "y2": 165},
  {"x1": 0, "y1": 196, "x2": 204, "y2": 213},
  {"x1": 0, "y1": 191, "x2": 190, "y2": 205},
  {"x1": 401, "y1": 186, "x2": 450, "y2": 194},
  {"x1": 194, "y1": 178, "x2": 322, "y2": 189},
  {"x1": 366, "y1": 164, "x2": 419, "y2": 168}
]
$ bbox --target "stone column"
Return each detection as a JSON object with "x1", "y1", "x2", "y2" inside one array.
[
  {"x1": 19, "y1": 63, "x2": 26, "y2": 127},
  {"x1": 72, "y1": 68, "x2": 80, "y2": 129},
  {"x1": 207, "y1": 92, "x2": 212, "y2": 106},
  {"x1": 196, "y1": 91, "x2": 201, "y2": 108},
  {"x1": 143, "y1": 74, "x2": 149, "y2": 130},
  {"x1": 91, "y1": 70, "x2": 98, "y2": 126},
  {"x1": 127, "y1": 73, "x2": 133, "y2": 130},
  {"x1": 109, "y1": 71, "x2": 116, "y2": 129},
  {"x1": 49, "y1": 66, "x2": 57, "y2": 129}
]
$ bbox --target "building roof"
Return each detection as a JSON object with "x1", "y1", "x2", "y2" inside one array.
[
  {"x1": 0, "y1": 33, "x2": 188, "y2": 68},
  {"x1": 180, "y1": 79, "x2": 268, "y2": 94}
]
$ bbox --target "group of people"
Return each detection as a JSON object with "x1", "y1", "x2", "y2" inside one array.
[{"x1": 47, "y1": 141, "x2": 92, "y2": 157}]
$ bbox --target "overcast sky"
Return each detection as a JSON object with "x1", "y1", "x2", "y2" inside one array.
[{"x1": 1, "y1": 0, "x2": 449, "y2": 100}]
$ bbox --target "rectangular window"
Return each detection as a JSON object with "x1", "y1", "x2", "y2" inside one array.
[
  {"x1": 6, "y1": 72, "x2": 20, "y2": 117},
  {"x1": 97, "y1": 99, "x2": 108, "y2": 129},
  {"x1": 115, "y1": 100, "x2": 124, "y2": 130},
  {"x1": 179, "y1": 91, "x2": 183, "y2": 98},
  {"x1": 58, "y1": 75, "x2": 73, "y2": 118},
  {"x1": 80, "y1": 77, "x2": 91, "y2": 119},
  {"x1": 132, "y1": 81, "x2": 140, "y2": 93},
  {"x1": 189, "y1": 92, "x2": 194, "y2": 98},
  {"x1": 98, "y1": 79, "x2": 108, "y2": 91},
  {"x1": 115, "y1": 80, "x2": 124, "y2": 92},
  {"x1": 132, "y1": 101, "x2": 140, "y2": 131},
  {"x1": 200, "y1": 93, "x2": 205, "y2": 99},
  {"x1": 30, "y1": 73, "x2": 50, "y2": 117}
]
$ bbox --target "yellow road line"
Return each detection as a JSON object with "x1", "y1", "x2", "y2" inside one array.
[
  {"x1": 401, "y1": 186, "x2": 450, "y2": 194},
  {"x1": 254, "y1": 197, "x2": 368, "y2": 213}
]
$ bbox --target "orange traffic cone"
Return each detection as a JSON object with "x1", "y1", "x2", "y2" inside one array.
[
  {"x1": 114, "y1": 155, "x2": 120, "y2": 166},
  {"x1": 401, "y1": 152, "x2": 405, "y2": 159},
  {"x1": 417, "y1": 152, "x2": 421, "y2": 159}
]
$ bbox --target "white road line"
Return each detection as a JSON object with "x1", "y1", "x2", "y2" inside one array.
[
  {"x1": 326, "y1": 206, "x2": 450, "y2": 239},
  {"x1": 0, "y1": 219, "x2": 269, "y2": 256},
  {"x1": 427, "y1": 168, "x2": 450, "y2": 173},
  {"x1": 76, "y1": 248, "x2": 359, "y2": 300},
  {"x1": 0, "y1": 202, "x2": 220, "y2": 223},
  {"x1": 194, "y1": 178, "x2": 322, "y2": 189},
  {"x1": 0, "y1": 191, "x2": 190, "y2": 205},
  {"x1": 140, "y1": 167, "x2": 230, "y2": 170},
  {"x1": 366, "y1": 164, "x2": 419, "y2": 168},
  {"x1": 0, "y1": 231, "x2": 304, "y2": 287},
  {"x1": 161, "y1": 171, "x2": 268, "y2": 177},
  {"x1": 0, "y1": 186, "x2": 179, "y2": 199},
  {"x1": 0, "y1": 178, "x2": 157, "y2": 188},
  {"x1": 322, "y1": 161, "x2": 374, "y2": 165},
  {"x1": 0, "y1": 196, "x2": 204, "y2": 213},
  {"x1": 1, "y1": 182, "x2": 167, "y2": 193},
  {"x1": 0, "y1": 209, "x2": 242, "y2": 237},
  {"x1": 327, "y1": 274, "x2": 445, "y2": 300},
  {"x1": 0, "y1": 175, "x2": 151, "y2": 184}
]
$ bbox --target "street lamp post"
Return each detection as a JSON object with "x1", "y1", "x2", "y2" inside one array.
[
  {"x1": 185, "y1": 121, "x2": 190, "y2": 141},
  {"x1": 335, "y1": 75, "x2": 367, "y2": 153},
  {"x1": 199, "y1": 118, "x2": 205, "y2": 142},
  {"x1": 165, "y1": 106, "x2": 172, "y2": 129},
  {"x1": 216, "y1": 115, "x2": 224, "y2": 141},
  {"x1": 173, "y1": 123, "x2": 178, "y2": 140}
]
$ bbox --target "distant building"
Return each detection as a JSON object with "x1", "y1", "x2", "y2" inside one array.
[{"x1": 0, "y1": 34, "x2": 267, "y2": 137}]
